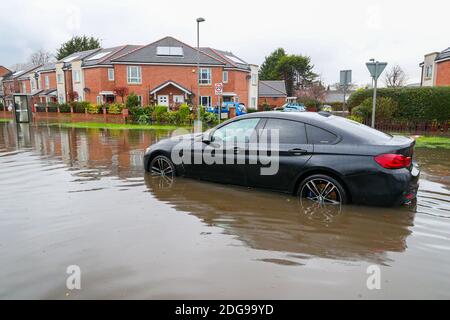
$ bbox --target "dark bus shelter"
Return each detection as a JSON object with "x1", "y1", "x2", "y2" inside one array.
[{"x1": 12, "y1": 94, "x2": 32, "y2": 123}]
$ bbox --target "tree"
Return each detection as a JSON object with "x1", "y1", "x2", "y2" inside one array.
[
  {"x1": 259, "y1": 48, "x2": 286, "y2": 80},
  {"x1": 126, "y1": 92, "x2": 140, "y2": 108},
  {"x1": 113, "y1": 87, "x2": 129, "y2": 103},
  {"x1": 384, "y1": 65, "x2": 408, "y2": 88},
  {"x1": 56, "y1": 36, "x2": 101, "y2": 61},
  {"x1": 297, "y1": 82, "x2": 326, "y2": 102},
  {"x1": 276, "y1": 55, "x2": 317, "y2": 96},
  {"x1": 29, "y1": 50, "x2": 53, "y2": 66}
]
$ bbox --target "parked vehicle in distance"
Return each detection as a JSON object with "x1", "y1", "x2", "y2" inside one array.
[
  {"x1": 144, "y1": 112, "x2": 420, "y2": 207},
  {"x1": 281, "y1": 102, "x2": 306, "y2": 112},
  {"x1": 206, "y1": 102, "x2": 247, "y2": 117},
  {"x1": 320, "y1": 105, "x2": 333, "y2": 112}
]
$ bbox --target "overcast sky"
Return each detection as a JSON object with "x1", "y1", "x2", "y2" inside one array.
[{"x1": 1, "y1": 0, "x2": 449, "y2": 86}]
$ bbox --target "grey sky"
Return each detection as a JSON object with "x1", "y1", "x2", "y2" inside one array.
[{"x1": 1, "y1": 0, "x2": 448, "y2": 86}]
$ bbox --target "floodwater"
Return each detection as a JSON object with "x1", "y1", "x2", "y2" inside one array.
[{"x1": 0, "y1": 122, "x2": 449, "y2": 299}]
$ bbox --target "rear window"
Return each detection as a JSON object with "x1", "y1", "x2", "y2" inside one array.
[
  {"x1": 264, "y1": 119, "x2": 307, "y2": 144},
  {"x1": 329, "y1": 116, "x2": 392, "y2": 142},
  {"x1": 306, "y1": 125, "x2": 337, "y2": 144}
]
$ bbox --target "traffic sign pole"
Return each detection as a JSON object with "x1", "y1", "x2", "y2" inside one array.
[
  {"x1": 365, "y1": 61, "x2": 387, "y2": 128},
  {"x1": 215, "y1": 83, "x2": 223, "y2": 124}
]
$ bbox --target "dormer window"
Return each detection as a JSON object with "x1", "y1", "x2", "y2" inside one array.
[{"x1": 156, "y1": 46, "x2": 184, "y2": 56}]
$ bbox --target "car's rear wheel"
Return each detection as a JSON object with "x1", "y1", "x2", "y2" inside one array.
[
  {"x1": 149, "y1": 155, "x2": 175, "y2": 179},
  {"x1": 298, "y1": 174, "x2": 347, "y2": 205}
]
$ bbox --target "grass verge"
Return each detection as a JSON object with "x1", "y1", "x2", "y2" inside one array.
[
  {"x1": 414, "y1": 136, "x2": 450, "y2": 149},
  {"x1": 48, "y1": 122, "x2": 188, "y2": 131},
  {"x1": 0, "y1": 118, "x2": 13, "y2": 122}
]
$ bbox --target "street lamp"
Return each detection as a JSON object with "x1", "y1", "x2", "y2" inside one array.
[{"x1": 196, "y1": 17, "x2": 205, "y2": 131}]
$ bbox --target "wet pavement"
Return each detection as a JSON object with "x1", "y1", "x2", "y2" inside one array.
[{"x1": 0, "y1": 122, "x2": 449, "y2": 299}]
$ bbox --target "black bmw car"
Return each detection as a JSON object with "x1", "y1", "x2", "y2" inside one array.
[{"x1": 144, "y1": 112, "x2": 420, "y2": 207}]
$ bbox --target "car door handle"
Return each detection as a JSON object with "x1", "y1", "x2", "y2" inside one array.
[{"x1": 288, "y1": 148, "x2": 308, "y2": 156}]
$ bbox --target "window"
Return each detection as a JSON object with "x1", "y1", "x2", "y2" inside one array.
[
  {"x1": 87, "y1": 51, "x2": 111, "y2": 61},
  {"x1": 127, "y1": 66, "x2": 141, "y2": 84},
  {"x1": 212, "y1": 118, "x2": 260, "y2": 143},
  {"x1": 156, "y1": 46, "x2": 184, "y2": 56},
  {"x1": 108, "y1": 68, "x2": 114, "y2": 81},
  {"x1": 199, "y1": 96, "x2": 212, "y2": 107},
  {"x1": 22, "y1": 82, "x2": 26, "y2": 93},
  {"x1": 264, "y1": 119, "x2": 307, "y2": 144},
  {"x1": 251, "y1": 97, "x2": 257, "y2": 108},
  {"x1": 199, "y1": 68, "x2": 211, "y2": 85},
  {"x1": 306, "y1": 125, "x2": 338, "y2": 144},
  {"x1": 57, "y1": 73, "x2": 63, "y2": 84},
  {"x1": 31, "y1": 80, "x2": 35, "y2": 91},
  {"x1": 251, "y1": 73, "x2": 257, "y2": 86},
  {"x1": 45, "y1": 76, "x2": 49, "y2": 89},
  {"x1": 425, "y1": 65, "x2": 433, "y2": 78},
  {"x1": 73, "y1": 70, "x2": 81, "y2": 83},
  {"x1": 96, "y1": 96, "x2": 102, "y2": 105},
  {"x1": 137, "y1": 95, "x2": 142, "y2": 106},
  {"x1": 222, "y1": 71, "x2": 228, "y2": 83}
]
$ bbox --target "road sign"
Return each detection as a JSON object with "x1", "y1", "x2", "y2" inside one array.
[
  {"x1": 215, "y1": 83, "x2": 223, "y2": 95},
  {"x1": 340, "y1": 70, "x2": 352, "y2": 86},
  {"x1": 366, "y1": 62, "x2": 387, "y2": 80}
]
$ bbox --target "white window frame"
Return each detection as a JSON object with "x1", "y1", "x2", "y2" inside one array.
[
  {"x1": 251, "y1": 97, "x2": 257, "y2": 108},
  {"x1": 96, "y1": 96, "x2": 102, "y2": 105},
  {"x1": 31, "y1": 79, "x2": 35, "y2": 91},
  {"x1": 73, "y1": 70, "x2": 81, "y2": 83},
  {"x1": 108, "y1": 68, "x2": 115, "y2": 81},
  {"x1": 425, "y1": 65, "x2": 433, "y2": 78},
  {"x1": 251, "y1": 73, "x2": 257, "y2": 86},
  {"x1": 137, "y1": 95, "x2": 142, "y2": 106},
  {"x1": 222, "y1": 71, "x2": 228, "y2": 83},
  {"x1": 22, "y1": 82, "x2": 27, "y2": 93},
  {"x1": 199, "y1": 96, "x2": 212, "y2": 107},
  {"x1": 127, "y1": 66, "x2": 142, "y2": 84},
  {"x1": 57, "y1": 73, "x2": 63, "y2": 84},
  {"x1": 199, "y1": 68, "x2": 211, "y2": 85},
  {"x1": 45, "y1": 75, "x2": 50, "y2": 89}
]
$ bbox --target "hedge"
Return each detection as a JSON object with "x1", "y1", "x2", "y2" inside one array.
[{"x1": 347, "y1": 87, "x2": 450, "y2": 121}]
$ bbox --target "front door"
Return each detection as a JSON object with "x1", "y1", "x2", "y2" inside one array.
[
  {"x1": 158, "y1": 95, "x2": 169, "y2": 106},
  {"x1": 14, "y1": 95, "x2": 30, "y2": 123}
]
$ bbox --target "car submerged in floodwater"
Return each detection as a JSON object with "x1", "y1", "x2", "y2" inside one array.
[{"x1": 144, "y1": 112, "x2": 420, "y2": 207}]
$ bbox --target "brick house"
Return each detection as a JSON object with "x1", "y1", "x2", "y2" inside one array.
[
  {"x1": 1, "y1": 65, "x2": 41, "y2": 107},
  {"x1": 420, "y1": 47, "x2": 450, "y2": 86},
  {"x1": 52, "y1": 36, "x2": 258, "y2": 109},
  {"x1": 258, "y1": 80, "x2": 287, "y2": 109},
  {"x1": 0, "y1": 66, "x2": 12, "y2": 105}
]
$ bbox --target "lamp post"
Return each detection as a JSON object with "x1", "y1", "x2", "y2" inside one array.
[{"x1": 196, "y1": 17, "x2": 205, "y2": 131}]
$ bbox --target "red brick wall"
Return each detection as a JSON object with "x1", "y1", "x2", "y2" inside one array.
[
  {"x1": 436, "y1": 60, "x2": 450, "y2": 86},
  {"x1": 40, "y1": 71, "x2": 57, "y2": 90},
  {"x1": 64, "y1": 70, "x2": 73, "y2": 100},
  {"x1": 83, "y1": 67, "x2": 116, "y2": 103},
  {"x1": 19, "y1": 79, "x2": 30, "y2": 94},
  {"x1": 258, "y1": 96, "x2": 286, "y2": 109}
]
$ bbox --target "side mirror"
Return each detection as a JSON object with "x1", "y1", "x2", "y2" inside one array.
[{"x1": 202, "y1": 132, "x2": 212, "y2": 144}]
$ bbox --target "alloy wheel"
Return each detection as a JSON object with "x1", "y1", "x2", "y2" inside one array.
[{"x1": 300, "y1": 178, "x2": 342, "y2": 205}]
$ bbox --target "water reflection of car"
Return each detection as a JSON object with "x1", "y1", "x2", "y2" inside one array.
[
  {"x1": 144, "y1": 111, "x2": 420, "y2": 207},
  {"x1": 281, "y1": 103, "x2": 306, "y2": 112},
  {"x1": 144, "y1": 175, "x2": 413, "y2": 263},
  {"x1": 206, "y1": 102, "x2": 247, "y2": 117}
]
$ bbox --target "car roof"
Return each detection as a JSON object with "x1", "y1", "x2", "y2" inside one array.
[{"x1": 241, "y1": 111, "x2": 330, "y2": 125}]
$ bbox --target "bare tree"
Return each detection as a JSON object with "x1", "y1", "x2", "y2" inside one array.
[
  {"x1": 331, "y1": 82, "x2": 357, "y2": 93},
  {"x1": 384, "y1": 64, "x2": 408, "y2": 88},
  {"x1": 29, "y1": 49, "x2": 54, "y2": 66}
]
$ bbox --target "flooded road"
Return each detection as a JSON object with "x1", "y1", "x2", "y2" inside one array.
[{"x1": 0, "y1": 122, "x2": 449, "y2": 299}]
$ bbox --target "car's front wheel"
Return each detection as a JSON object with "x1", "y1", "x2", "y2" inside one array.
[
  {"x1": 298, "y1": 174, "x2": 347, "y2": 205},
  {"x1": 149, "y1": 155, "x2": 175, "y2": 178}
]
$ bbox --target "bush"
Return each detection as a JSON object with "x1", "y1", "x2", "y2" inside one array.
[
  {"x1": 47, "y1": 102, "x2": 58, "y2": 112},
  {"x1": 0, "y1": 102, "x2": 4, "y2": 111},
  {"x1": 129, "y1": 105, "x2": 153, "y2": 123},
  {"x1": 347, "y1": 87, "x2": 450, "y2": 121},
  {"x1": 71, "y1": 101, "x2": 89, "y2": 113},
  {"x1": 352, "y1": 97, "x2": 397, "y2": 122},
  {"x1": 107, "y1": 103, "x2": 124, "y2": 115},
  {"x1": 201, "y1": 111, "x2": 218, "y2": 126},
  {"x1": 152, "y1": 105, "x2": 168, "y2": 122},
  {"x1": 126, "y1": 92, "x2": 140, "y2": 109},
  {"x1": 59, "y1": 103, "x2": 71, "y2": 113},
  {"x1": 87, "y1": 103, "x2": 102, "y2": 114},
  {"x1": 36, "y1": 103, "x2": 47, "y2": 112},
  {"x1": 325, "y1": 101, "x2": 344, "y2": 111}
]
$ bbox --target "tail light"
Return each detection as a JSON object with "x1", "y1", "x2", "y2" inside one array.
[{"x1": 374, "y1": 154, "x2": 412, "y2": 169}]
